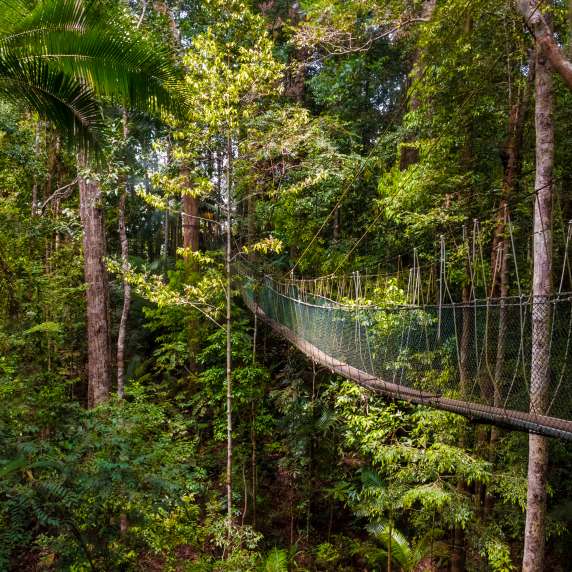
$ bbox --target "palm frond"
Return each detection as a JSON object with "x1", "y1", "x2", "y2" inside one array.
[
  {"x1": 0, "y1": 54, "x2": 101, "y2": 149},
  {"x1": 360, "y1": 468, "x2": 385, "y2": 490},
  {"x1": 262, "y1": 548, "x2": 288, "y2": 572},
  {"x1": 0, "y1": 0, "x2": 182, "y2": 149},
  {"x1": 368, "y1": 522, "x2": 412, "y2": 569},
  {"x1": 0, "y1": 0, "x2": 29, "y2": 35}
]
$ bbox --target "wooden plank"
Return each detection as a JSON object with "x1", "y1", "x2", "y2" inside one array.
[{"x1": 244, "y1": 294, "x2": 572, "y2": 440}]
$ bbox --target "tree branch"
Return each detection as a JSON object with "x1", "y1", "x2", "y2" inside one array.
[
  {"x1": 518, "y1": 0, "x2": 572, "y2": 91},
  {"x1": 40, "y1": 177, "x2": 78, "y2": 213}
]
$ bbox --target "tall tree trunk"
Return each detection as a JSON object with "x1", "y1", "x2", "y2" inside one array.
[
  {"x1": 226, "y1": 134, "x2": 233, "y2": 531},
  {"x1": 78, "y1": 154, "x2": 111, "y2": 408},
  {"x1": 399, "y1": 0, "x2": 437, "y2": 170},
  {"x1": 182, "y1": 190, "x2": 200, "y2": 267},
  {"x1": 117, "y1": 115, "x2": 131, "y2": 399},
  {"x1": 117, "y1": 189, "x2": 130, "y2": 398},
  {"x1": 518, "y1": 0, "x2": 572, "y2": 91},
  {"x1": 182, "y1": 176, "x2": 201, "y2": 371},
  {"x1": 163, "y1": 209, "x2": 169, "y2": 266},
  {"x1": 489, "y1": 86, "x2": 531, "y2": 447},
  {"x1": 31, "y1": 121, "x2": 41, "y2": 216},
  {"x1": 522, "y1": 44, "x2": 554, "y2": 572}
]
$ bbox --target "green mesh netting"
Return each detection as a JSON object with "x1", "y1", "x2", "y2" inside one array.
[{"x1": 242, "y1": 275, "x2": 572, "y2": 440}]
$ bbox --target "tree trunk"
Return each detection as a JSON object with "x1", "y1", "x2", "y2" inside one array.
[
  {"x1": 181, "y1": 175, "x2": 201, "y2": 372},
  {"x1": 518, "y1": 0, "x2": 572, "y2": 91},
  {"x1": 117, "y1": 189, "x2": 130, "y2": 399},
  {"x1": 78, "y1": 154, "x2": 111, "y2": 408},
  {"x1": 399, "y1": 0, "x2": 437, "y2": 170},
  {"x1": 117, "y1": 115, "x2": 131, "y2": 399},
  {"x1": 387, "y1": 522, "x2": 392, "y2": 572},
  {"x1": 31, "y1": 121, "x2": 41, "y2": 216},
  {"x1": 459, "y1": 284, "x2": 471, "y2": 398},
  {"x1": 182, "y1": 191, "x2": 200, "y2": 267},
  {"x1": 226, "y1": 134, "x2": 233, "y2": 531},
  {"x1": 163, "y1": 209, "x2": 169, "y2": 266},
  {"x1": 490, "y1": 54, "x2": 534, "y2": 299},
  {"x1": 247, "y1": 187, "x2": 257, "y2": 258},
  {"x1": 522, "y1": 45, "x2": 553, "y2": 572}
]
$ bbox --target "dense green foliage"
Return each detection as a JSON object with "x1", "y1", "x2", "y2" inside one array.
[{"x1": 1, "y1": 0, "x2": 572, "y2": 570}]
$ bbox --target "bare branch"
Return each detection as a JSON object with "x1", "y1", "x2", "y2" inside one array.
[{"x1": 40, "y1": 177, "x2": 78, "y2": 213}]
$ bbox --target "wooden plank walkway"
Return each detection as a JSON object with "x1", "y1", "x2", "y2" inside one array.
[{"x1": 244, "y1": 294, "x2": 572, "y2": 440}]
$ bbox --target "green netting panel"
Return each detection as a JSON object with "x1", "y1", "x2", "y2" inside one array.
[{"x1": 242, "y1": 275, "x2": 572, "y2": 440}]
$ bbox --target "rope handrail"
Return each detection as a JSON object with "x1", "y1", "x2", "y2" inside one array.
[{"x1": 240, "y1": 270, "x2": 572, "y2": 441}]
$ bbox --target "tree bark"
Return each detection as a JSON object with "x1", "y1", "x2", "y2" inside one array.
[
  {"x1": 31, "y1": 121, "x2": 41, "y2": 216},
  {"x1": 226, "y1": 134, "x2": 233, "y2": 531},
  {"x1": 399, "y1": 0, "x2": 437, "y2": 170},
  {"x1": 518, "y1": 0, "x2": 572, "y2": 91},
  {"x1": 117, "y1": 114, "x2": 131, "y2": 399},
  {"x1": 78, "y1": 154, "x2": 111, "y2": 408},
  {"x1": 181, "y1": 173, "x2": 201, "y2": 372},
  {"x1": 181, "y1": 191, "x2": 200, "y2": 267},
  {"x1": 522, "y1": 45, "x2": 553, "y2": 572},
  {"x1": 117, "y1": 189, "x2": 130, "y2": 399}
]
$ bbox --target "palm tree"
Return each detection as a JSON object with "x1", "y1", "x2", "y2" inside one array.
[
  {"x1": 368, "y1": 522, "x2": 445, "y2": 572},
  {"x1": 0, "y1": 0, "x2": 176, "y2": 148},
  {"x1": 356, "y1": 469, "x2": 446, "y2": 572},
  {"x1": 0, "y1": 0, "x2": 179, "y2": 405}
]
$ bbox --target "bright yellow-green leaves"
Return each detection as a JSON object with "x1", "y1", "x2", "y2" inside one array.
[{"x1": 182, "y1": 0, "x2": 283, "y2": 133}]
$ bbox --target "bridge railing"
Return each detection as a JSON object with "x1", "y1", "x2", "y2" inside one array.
[{"x1": 241, "y1": 274, "x2": 572, "y2": 439}]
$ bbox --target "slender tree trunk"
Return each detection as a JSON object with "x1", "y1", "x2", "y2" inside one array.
[
  {"x1": 182, "y1": 177, "x2": 201, "y2": 372},
  {"x1": 182, "y1": 192, "x2": 200, "y2": 264},
  {"x1": 31, "y1": 122, "x2": 41, "y2": 216},
  {"x1": 117, "y1": 115, "x2": 131, "y2": 399},
  {"x1": 522, "y1": 45, "x2": 554, "y2": 572},
  {"x1": 117, "y1": 190, "x2": 130, "y2": 398},
  {"x1": 450, "y1": 497, "x2": 466, "y2": 572},
  {"x1": 226, "y1": 134, "x2": 233, "y2": 532},
  {"x1": 163, "y1": 209, "x2": 169, "y2": 265},
  {"x1": 251, "y1": 403, "x2": 257, "y2": 527},
  {"x1": 78, "y1": 153, "x2": 111, "y2": 408},
  {"x1": 459, "y1": 284, "x2": 471, "y2": 398},
  {"x1": 387, "y1": 522, "x2": 392, "y2": 572},
  {"x1": 399, "y1": 0, "x2": 437, "y2": 170},
  {"x1": 486, "y1": 54, "x2": 534, "y2": 516}
]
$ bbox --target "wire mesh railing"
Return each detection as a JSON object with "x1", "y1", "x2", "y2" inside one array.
[{"x1": 241, "y1": 273, "x2": 572, "y2": 440}]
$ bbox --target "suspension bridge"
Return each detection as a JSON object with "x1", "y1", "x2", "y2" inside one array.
[{"x1": 239, "y1": 264, "x2": 572, "y2": 441}]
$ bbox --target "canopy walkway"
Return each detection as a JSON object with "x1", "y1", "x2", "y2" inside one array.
[{"x1": 241, "y1": 273, "x2": 572, "y2": 440}]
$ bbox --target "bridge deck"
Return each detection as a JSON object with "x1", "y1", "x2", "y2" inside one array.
[{"x1": 244, "y1": 294, "x2": 572, "y2": 440}]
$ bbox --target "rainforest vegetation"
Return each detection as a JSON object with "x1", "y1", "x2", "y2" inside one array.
[{"x1": 1, "y1": 0, "x2": 572, "y2": 570}]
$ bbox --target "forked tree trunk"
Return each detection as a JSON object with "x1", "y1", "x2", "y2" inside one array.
[
  {"x1": 78, "y1": 153, "x2": 111, "y2": 408},
  {"x1": 518, "y1": 0, "x2": 572, "y2": 91},
  {"x1": 522, "y1": 45, "x2": 553, "y2": 572}
]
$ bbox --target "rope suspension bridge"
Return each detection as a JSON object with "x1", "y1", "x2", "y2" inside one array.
[{"x1": 237, "y1": 222, "x2": 572, "y2": 441}]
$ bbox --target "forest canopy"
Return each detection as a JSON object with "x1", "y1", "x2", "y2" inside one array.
[{"x1": 0, "y1": 0, "x2": 572, "y2": 570}]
